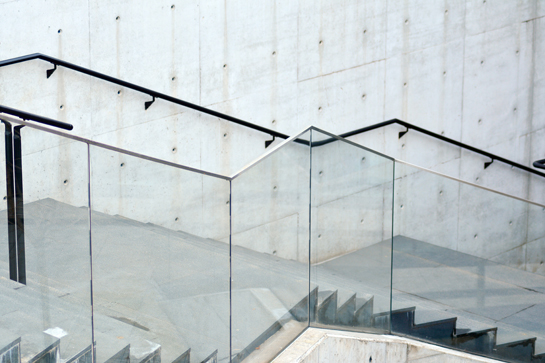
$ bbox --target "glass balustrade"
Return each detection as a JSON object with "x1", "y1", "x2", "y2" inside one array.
[
  {"x1": 89, "y1": 145, "x2": 231, "y2": 363},
  {"x1": 309, "y1": 128, "x2": 395, "y2": 334},
  {"x1": 0, "y1": 122, "x2": 93, "y2": 363},
  {"x1": 392, "y1": 161, "x2": 545, "y2": 362},
  {"x1": 0, "y1": 118, "x2": 543, "y2": 363},
  {"x1": 230, "y1": 129, "x2": 311, "y2": 363}
]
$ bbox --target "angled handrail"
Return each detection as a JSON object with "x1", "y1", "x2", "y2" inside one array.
[
  {"x1": 0, "y1": 53, "x2": 286, "y2": 145},
  {"x1": 0, "y1": 105, "x2": 73, "y2": 130},
  {"x1": 0, "y1": 54, "x2": 543, "y2": 178},
  {"x1": 313, "y1": 119, "x2": 545, "y2": 179}
]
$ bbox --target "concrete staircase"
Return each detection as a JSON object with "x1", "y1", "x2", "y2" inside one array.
[{"x1": 1, "y1": 199, "x2": 545, "y2": 363}]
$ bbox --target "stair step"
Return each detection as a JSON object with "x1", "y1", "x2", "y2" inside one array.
[
  {"x1": 390, "y1": 307, "x2": 457, "y2": 341},
  {"x1": 104, "y1": 345, "x2": 130, "y2": 363},
  {"x1": 65, "y1": 345, "x2": 92, "y2": 363},
  {"x1": 494, "y1": 338, "x2": 537, "y2": 363},
  {"x1": 315, "y1": 290, "x2": 337, "y2": 325},
  {"x1": 136, "y1": 347, "x2": 160, "y2": 363},
  {"x1": 200, "y1": 350, "x2": 217, "y2": 363},
  {"x1": 287, "y1": 287, "x2": 317, "y2": 323},
  {"x1": 533, "y1": 352, "x2": 545, "y2": 363},
  {"x1": 452, "y1": 328, "x2": 497, "y2": 355},
  {"x1": 336, "y1": 293, "x2": 356, "y2": 326},
  {"x1": 354, "y1": 297, "x2": 374, "y2": 328},
  {"x1": 27, "y1": 339, "x2": 60, "y2": 363},
  {"x1": 0, "y1": 278, "x2": 92, "y2": 361},
  {"x1": 0, "y1": 338, "x2": 21, "y2": 363},
  {"x1": 170, "y1": 349, "x2": 189, "y2": 363}
]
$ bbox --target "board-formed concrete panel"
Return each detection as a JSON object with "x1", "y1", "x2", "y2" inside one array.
[
  {"x1": 297, "y1": 60, "x2": 386, "y2": 134},
  {"x1": 297, "y1": 0, "x2": 387, "y2": 81},
  {"x1": 385, "y1": 0, "x2": 465, "y2": 58},
  {"x1": 89, "y1": 0, "x2": 201, "y2": 103},
  {"x1": 0, "y1": 0, "x2": 90, "y2": 62},
  {"x1": 462, "y1": 24, "x2": 528, "y2": 150},
  {"x1": 465, "y1": 0, "x2": 535, "y2": 36}
]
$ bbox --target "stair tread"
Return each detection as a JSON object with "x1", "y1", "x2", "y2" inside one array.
[
  {"x1": 354, "y1": 296, "x2": 372, "y2": 311},
  {"x1": 411, "y1": 309, "x2": 458, "y2": 326}
]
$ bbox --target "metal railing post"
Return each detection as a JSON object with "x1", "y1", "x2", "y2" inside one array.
[
  {"x1": 13, "y1": 126, "x2": 25, "y2": 284},
  {"x1": 2, "y1": 121, "x2": 17, "y2": 281}
]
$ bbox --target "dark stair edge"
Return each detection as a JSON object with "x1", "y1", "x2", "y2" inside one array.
[
  {"x1": 316, "y1": 290, "x2": 337, "y2": 325},
  {"x1": 452, "y1": 327, "x2": 497, "y2": 355},
  {"x1": 200, "y1": 349, "x2": 217, "y2": 363},
  {"x1": 170, "y1": 348, "x2": 190, "y2": 363},
  {"x1": 104, "y1": 344, "x2": 130, "y2": 363},
  {"x1": 494, "y1": 337, "x2": 538, "y2": 362},
  {"x1": 136, "y1": 346, "x2": 161, "y2": 363},
  {"x1": 27, "y1": 339, "x2": 60, "y2": 363},
  {"x1": 354, "y1": 296, "x2": 374, "y2": 327},
  {"x1": 336, "y1": 293, "x2": 356, "y2": 326},
  {"x1": 0, "y1": 338, "x2": 21, "y2": 357},
  {"x1": 66, "y1": 344, "x2": 93, "y2": 363},
  {"x1": 289, "y1": 287, "x2": 317, "y2": 322}
]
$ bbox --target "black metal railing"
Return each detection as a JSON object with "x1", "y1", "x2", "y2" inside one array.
[
  {"x1": 0, "y1": 53, "x2": 287, "y2": 147},
  {"x1": 1, "y1": 53, "x2": 543, "y2": 178},
  {"x1": 314, "y1": 119, "x2": 545, "y2": 179},
  {"x1": 0, "y1": 106, "x2": 73, "y2": 284},
  {"x1": 0, "y1": 105, "x2": 73, "y2": 130}
]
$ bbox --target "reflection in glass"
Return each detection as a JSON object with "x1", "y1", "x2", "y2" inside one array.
[
  {"x1": 231, "y1": 130, "x2": 311, "y2": 362},
  {"x1": 90, "y1": 145, "x2": 230, "y2": 363},
  {"x1": 310, "y1": 128, "x2": 394, "y2": 334},
  {"x1": 392, "y1": 161, "x2": 545, "y2": 362},
  {"x1": 0, "y1": 124, "x2": 92, "y2": 363}
]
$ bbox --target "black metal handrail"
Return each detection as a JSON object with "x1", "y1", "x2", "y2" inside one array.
[
  {"x1": 0, "y1": 105, "x2": 73, "y2": 130},
  {"x1": 0, "y1": 54, "x2": 543, "y2": 177},
  {"x1": 0, "y1": 53, "x2": 287, "y2": 145},
  {"x1": 534, "y1": 159, "x2": 545, "y2": 170},
  {"x1": 318, "y1": 119, "x2": 545, "y2": 178},
  {"x1": 0, "y1": 107, "x2": 70, "y2": 285}
]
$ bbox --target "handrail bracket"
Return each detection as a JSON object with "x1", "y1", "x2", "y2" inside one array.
[
  {"x1": 399, "y1": 127, "x2": 409, "y2": 139},
  {"x1": 265, "y1": 135, "x2": 276, "y2": 148},
  {"x1": 484, "y1": 159, "x2": 494, "y2": 169},
  {"x1": 46, "y1": 64, "x2": 57, "y2": 79},
  {"x1": 145, "y1": 96, "x2": 156, "y2": 110}
]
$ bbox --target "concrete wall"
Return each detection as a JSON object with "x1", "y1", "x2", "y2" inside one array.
[
  {"x1": 272, "y1": 328, "x2": 503, "y2": 363},
  {"x1": 0, "y1": 1, "x2": 544, "y2": 267}
]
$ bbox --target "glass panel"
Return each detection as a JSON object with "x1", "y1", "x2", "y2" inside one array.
[
  {"x1": 0, "y1": 124, "x2": 92, "y2": 362},
  {"x1": 90, "y1": 146, "x2": 230, "y2": 363},
  {"x1": 231, "y1": 130, "x2": 311, "y2": 362},
  {"x1": 310, "y1": 128, "x2": 394, "y2": 334},
  {"x1": 393, "y1": 162, "x2": 545, "y2": 362}
]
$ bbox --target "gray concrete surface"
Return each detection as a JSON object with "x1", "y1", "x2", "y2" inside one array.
[
  {"x1": 0, "y1": 199, "x2": 313, "y2": 363},
  {"x1": 1, "y1": 199, "x2": 545, "y2": 362},
  {"x1": 316, "y1": 236, "x2": 545, "y2": 354},
  {"x1": 1, "y1": 0, "x2": 545, "y2": 275},
  {"x1": 272, "y1": 328, "x2": 504, "y2": 363}
]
